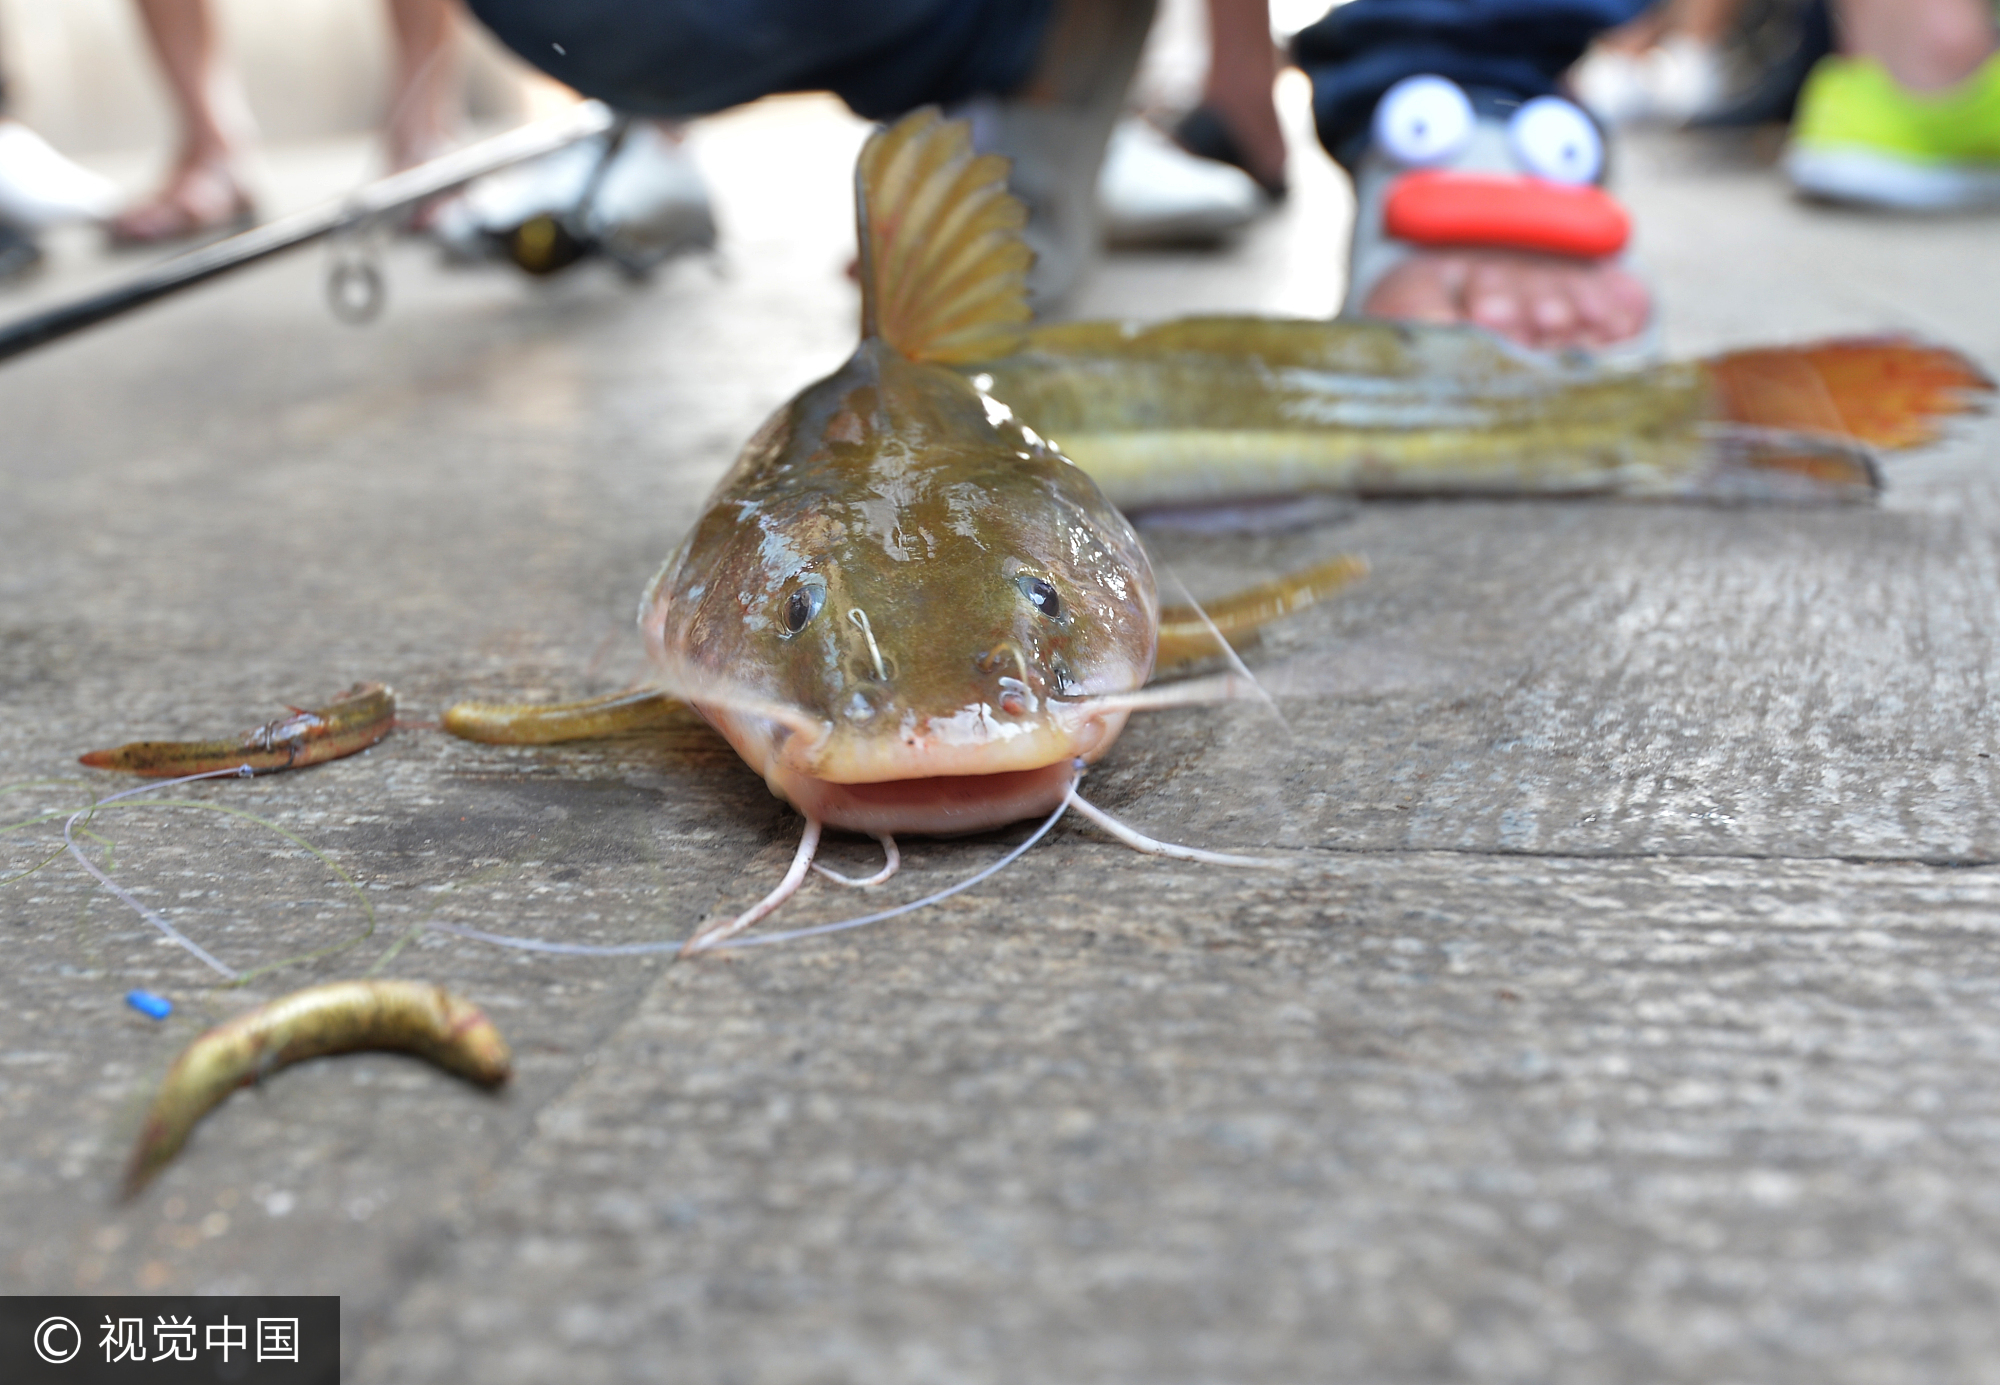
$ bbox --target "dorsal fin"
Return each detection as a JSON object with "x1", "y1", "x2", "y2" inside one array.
[{"x1": 855, "y1": 108, "x2": 1033, "y2": 364}]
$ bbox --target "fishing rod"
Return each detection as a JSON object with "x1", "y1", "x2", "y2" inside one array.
[{"x1": 0, "y1": 99, "x2": 618, "y2": 366}]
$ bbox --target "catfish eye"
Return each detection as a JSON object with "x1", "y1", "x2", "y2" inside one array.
[
  {"x1": 782, "y1": 583, "x2": 825, "y2": 636},
  {"x1": 1016, "y1": 574, "x2": 1061, "y2": 621}
]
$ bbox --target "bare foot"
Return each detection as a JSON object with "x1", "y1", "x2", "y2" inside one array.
[
  {"x1": 110, "y1": 157, "x2": 254, "y2": 245},
  {"x1": 1361, "y1": 250, "x2": 1650, "y2": 353}
]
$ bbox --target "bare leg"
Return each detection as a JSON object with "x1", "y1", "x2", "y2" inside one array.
[
  {"x1": 1834, "y1": 0, "x2": 1997, "y2": 91},
  {"x1": 1199, "y1": 0, "x2": 1287, "y2": 193},
  {"x1": 113, "y1": 0, "x2": 257, "y2": 244},
  {"x1": 385, "y1": 0, "x2": 461, "y2": 171},
  {"x1": 1666, "y1": 0, "x2": 1744, "y2": 45}
]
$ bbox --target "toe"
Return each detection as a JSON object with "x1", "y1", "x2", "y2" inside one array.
[
  {"x1": 1525, "y1": 268, "x2": 1581, "y2": 346},
  {"x1": 1568, "y1": 270, "x2": 1628, "y2": 348},
  {"x1": 1599, "y1": 267, "x2": 1653, "y2": 340},
  {"x1": 1463, "y1": 262, "x2": 1527, "y2": 340},
  {"x1": 1361, "y1": 255, "x2": 1468, "y2": 324}
]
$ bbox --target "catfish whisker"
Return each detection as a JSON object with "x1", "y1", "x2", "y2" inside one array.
[
  {"x1": 848, "y1": 607, "x2": 889, "y2": 682},
  {"x1": 1152, "y1": 555, "x2": 1289, "y2": 736},
  {"x1": 1064, "y1": 785, "x2": 1286, "y2": 869},
  {"x1": 681, "y1": 816, "x2": 824, "y2": 955},
  {"x1": 1057, "y1": 672, "x2": 1269, "y2": 717},
  {"x1": 813, "y1": 834, "x2": 900, "y2": 887},
  {"x1": 652, "y1": 667, "x2": 832, "y2": 746},
  {"x1": 424, "y1": 776, "x2": 1077, "y2": 957}
]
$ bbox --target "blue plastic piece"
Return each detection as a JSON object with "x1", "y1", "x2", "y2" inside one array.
[{"x1": 125, "y1": 990, "x2": 173, "y2": 1020}]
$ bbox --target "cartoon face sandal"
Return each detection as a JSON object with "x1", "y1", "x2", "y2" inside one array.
[{"x1": 1344, "y1": 75, "x2": 1660, "y2": 369}]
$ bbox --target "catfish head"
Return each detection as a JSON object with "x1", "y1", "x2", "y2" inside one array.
[{"x1": 641, "y1": 338, "x2": 1156, "y2": 835}]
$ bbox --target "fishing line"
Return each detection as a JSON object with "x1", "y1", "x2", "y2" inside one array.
[
  {"x1": 7, "y1": 769, "x2": 383, "y2": 985},
  {"x1": 62, "y1": 767, "x2": 253, "y2": 979},
  {"x1": 422, "y1": 791, "x2": 1072, "y2": 957},
  {"x1": 134, "y1": 799, "x2": 382, "y2": 986},
  {"x1": 1, "y1": 779, "x2": 100, "y2": 886}
]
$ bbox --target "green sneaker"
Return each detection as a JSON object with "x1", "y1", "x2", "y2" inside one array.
[{"x1": 1785, "y1": 52, "x2": 2000, "y2": 209}]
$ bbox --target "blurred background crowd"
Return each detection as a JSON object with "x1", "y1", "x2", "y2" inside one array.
[{"x1": 0, "y1": 0, "x2": 1992, "y2": 357}]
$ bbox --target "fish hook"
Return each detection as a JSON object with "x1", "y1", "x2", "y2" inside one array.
[{"x1": 848, "y1": 607, "x2": 889, "y2": 682}]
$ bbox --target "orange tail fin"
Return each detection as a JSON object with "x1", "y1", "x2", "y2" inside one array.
[{"x1": 1703, "y1": 337, "x2": 1994, "y2": 452}]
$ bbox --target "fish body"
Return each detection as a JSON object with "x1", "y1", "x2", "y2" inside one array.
[
  {"x1": 641, "y1": 337, "x2": 1153, "y2": 835},
  {"x1": 971, "y1": 318, "x2": 1990, "y2": 509}
]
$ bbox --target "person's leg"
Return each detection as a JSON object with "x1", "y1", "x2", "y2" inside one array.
[
  {"x1": 1179, "y1": 0, "x2": 1288, "y2": 196},
  {"x1": 1294, "y1": 0, "x2": 1655, "y2": 354},
  {"x1": 113, "y1": 0, "x2": 257, "y2": 244},
  {"x1": 1835, "y1": 0, "x2": 1995, "y2": 91},
  {"x1": 385, "y1": 0, "x2": 461, "y2": 171},
  {"x1": 967, "y1": 0, "x2": 1154, "y2": 304}
]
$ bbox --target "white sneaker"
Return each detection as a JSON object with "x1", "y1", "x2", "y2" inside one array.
[
  {"x1": 0, "y1": 120, "x2": 119, "y2": 229},
  {"x1": 1097, "y1": 116, "x2": 1267, "y2": 246},
  {"x1": 584, "y1": 121, "x2": 716, "y2": 271},
  {"x1": 1573, "y1": 36, "x2": 1728, "y2": 127}
]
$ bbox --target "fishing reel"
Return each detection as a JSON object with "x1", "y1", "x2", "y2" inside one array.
[{"x1": 436, "y1": 115, "x2": 717, "y2": 280}]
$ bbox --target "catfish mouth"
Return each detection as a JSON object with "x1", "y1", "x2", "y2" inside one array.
[
  {"x1": 693, "y1": 695, "x2": 1133, "y2": 835},
  {"x1": 772, "y1": 761, "x2": 1082, "y2": 836}
]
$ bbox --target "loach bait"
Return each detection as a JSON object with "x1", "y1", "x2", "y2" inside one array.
[
  {"x1": 123, "y1": 979, "x2": 510, "y2": 1197},
  {"x1": 80, "y1": 683, "x2": 396, "y2": 777}
]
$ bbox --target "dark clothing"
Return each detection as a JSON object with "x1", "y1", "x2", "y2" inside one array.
[
  {"x1": 468, "y1": 0, "x2": 1645, "y2": 175},
  {"x1": 1291, "y1": 0, "x2": 1651, "y2": 168},
  {"x1": 468, "y1": 0, "x2": 1055, "y2": 120}
]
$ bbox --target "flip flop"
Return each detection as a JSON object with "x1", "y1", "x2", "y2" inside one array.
[
  {"x1": 109, "y1": 166, "x2": 257, "y2": 249},
  {"x1": 1171, "y1": 103, "x2": 1288, "y2": 201}
]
